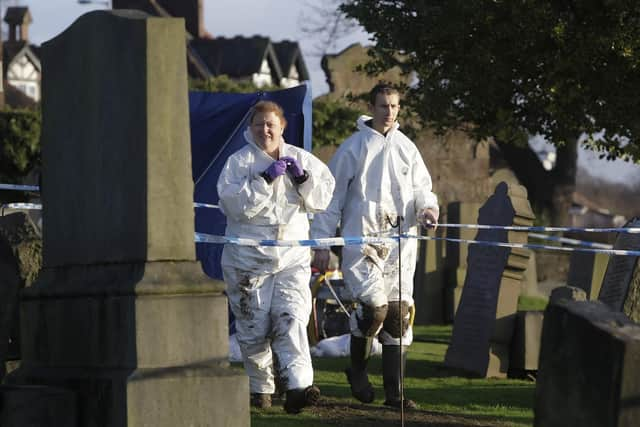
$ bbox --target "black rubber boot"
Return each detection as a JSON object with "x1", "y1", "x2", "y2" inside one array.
[
  {"x1": 283, "y1": 385, "x2": 320, "y2": 414},
  {"x1": 382, "y1": 345, "x2": 418, "y2": 409},
  {"x1": 250, "y1": 393, "x2": 272, "y2": 409},
  {"x1": 345, "y1": 335, "x2": 375, "y2": 403}
]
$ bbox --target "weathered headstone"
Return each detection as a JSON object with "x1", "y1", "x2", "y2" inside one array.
[
  {"x1": 521, "y1": 251, "x2": 539, "y2": 296},
  {"x1": 444, "y1": 201, "x2": 480, "y2": 322},
  {"x1": 535, "y1": 299, "x2": 640, "y2": 427},
  {"x1": 598, "y1": 217, "x2": 640, "y2": 318},
  {"x1": 549, "y1": 285, "x2": 587, "y2": 304},
  {"x1": 0, "y1": 385, "x2": 77, "y2": 427},
  {"x1": 567, "y1": 251, "x2": 610, "y2": 299},
  {"x1": 623, "y1": 263, "x2": 640, "y2": 323},
  {"x1": 444, "y1": 182, "x2": 535, "y2": 377},
  {"x1": 509, "y1": 310, "x2": 544, "y2": 375},
  {"x1": 0, "y1": 212, "x2": 41, "y2": 380},
  {"x1": 414, "y1": 226, "x2": 446, "y2": 324},
  {"x1": 1, "y1": 10, "x2": 248, "y2": 427}
]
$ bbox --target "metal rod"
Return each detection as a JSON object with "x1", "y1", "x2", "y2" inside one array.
[
  {"x1": 397, "y1": 216, "x2": 404, "y2": 426},
  {"x1": 322, "y1": 276, "x2": 351, "y2": 318}
]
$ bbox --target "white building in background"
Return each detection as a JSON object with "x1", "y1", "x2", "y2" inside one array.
[{"x1": 3, "y1": 6, "x2": 41, "y2": 105}]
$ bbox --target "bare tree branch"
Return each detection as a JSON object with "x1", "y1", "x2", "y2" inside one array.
[{"x1": 298, "y1": 0, "x2": 360, "y2": 57}]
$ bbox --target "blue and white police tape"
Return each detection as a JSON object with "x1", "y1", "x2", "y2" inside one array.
[
  {"x1": 194, "y1": 232, "x2": 396, "y2": 247},
  {"x1": 435, "y1": 223, "x2": 640, "y2": 234},
  {"x1": 406, "y1": 234, "x2": 640, "y2": 257},
  {"x1": 188, "y1": 203, "x2": 640, "y2": 234},
  {"x1": 194, "y1": 202, "x2": 219, "y2": 209},
  {"x1": 0, "y1": 202, "x2": 218, "y2": 210},
  {"x1": 1, "y1": 203, "x2": 42, "y2": 211},
  {"x1": 194, "y1": 232, "x2": 640, "y2": 257},
  {"x1": 0, "y1": 184, "x2": 40, "y2": 192},
  {"x1": 528, "y1": 232, "x2": 613, "y2": 249}
]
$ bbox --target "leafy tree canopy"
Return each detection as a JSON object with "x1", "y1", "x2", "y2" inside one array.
[
  {"x1": 189, "y1": 75, "x2": 277, "y2": 93},
  {"x1": 0, "y1": 108, "x2": 41, "y2": 182},
  {"x1": 312, "y1": 97, "x2": 361, "y2": 147},
  {"x1": 341, "y1": 0, "x2": 640, "y2": 162}
]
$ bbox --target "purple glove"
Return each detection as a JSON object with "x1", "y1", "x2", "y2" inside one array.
[
  {"x1": 280, "y1": 156, "x2": 304, "y2": 178},
  {"x1": 262, "y1": 159, "x2": 287, "y2": 183}
]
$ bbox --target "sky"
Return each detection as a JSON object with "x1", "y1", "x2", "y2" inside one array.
[{"x1": 5, "y1": 0, "x2": 640, "y2": 184}]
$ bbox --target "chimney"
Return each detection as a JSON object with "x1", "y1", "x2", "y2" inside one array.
[
  {"x1": 112, "y1": 0, "x2": 205, "y2": 38},
  {"x1": 3, "y1": 7, "x2": 32, "y2": 43},
  {"x1": 158, "y1": 0, "x2": 204, "y2": 38}
]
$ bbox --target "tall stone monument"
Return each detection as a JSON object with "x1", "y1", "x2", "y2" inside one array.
[
  {"x1": 444, "y1": 182, "x2": 535, "y2": 377},
  {"x1": 1, "y1": 11, "x2": 248, "y2": 427}
]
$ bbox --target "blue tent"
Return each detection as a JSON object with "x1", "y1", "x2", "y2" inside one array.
[{"x1": 189, "y1": 83, "x2": 312, "y2": 279}]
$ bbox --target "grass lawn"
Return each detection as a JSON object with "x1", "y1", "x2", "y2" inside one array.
[{"x1": 248, "y1": 325, "x2": 535, "y2": 427}]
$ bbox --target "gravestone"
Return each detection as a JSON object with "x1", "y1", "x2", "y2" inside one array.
[
  {"x1": 597, "y1": 217, "x2": 640, "y2": 319},
  {"x1": 567, "y1": 251, "x2": 610, "y2": 299},
  {"x1": 0, "y1": 212, "x2": 41, "y2": 381},
  {"x1": 444, "y1": 182, "x2": 535, "y2": 377},
  {"x1": 508, "y1": 310, "x2": 544, "y2": 375},
  {"x1": 1, "y1": 11, "x2": 248, "y2": 427},
  {"x1": 549, "y1": 285, "x2": 587, "y2": 304},
  {"x1": 444, "y1": 202, "x2": 480, "y2": 322},
  {"x1": 0, "y1": 385, "x2": 77, "y2": 427},
  {"x1": 414, "y1": 226, "x2": 446, "y2": 324},
  {"x1": 535, "y1": 299, "x2": 640, "y2": 427}
]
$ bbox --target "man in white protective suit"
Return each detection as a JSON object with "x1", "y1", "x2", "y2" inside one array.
[
  {"x1": 311, "y1": 83, "x2": 439, "y2": 409},
  {"x1": 217, "y1": 100, "x2": 335, "y2": 413}
]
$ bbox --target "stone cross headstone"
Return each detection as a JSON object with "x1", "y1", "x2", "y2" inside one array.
[
  {"x1": 444, "y1": 181, "x2": 535, "y2": 377},
  {"x1": 1, "y1": 11, "x2": 248, "y2": 427},
  {"x1": 597, "y1": 217, "x2": 640, "y2": 318}
]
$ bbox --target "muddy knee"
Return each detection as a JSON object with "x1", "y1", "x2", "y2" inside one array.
[
  {"x1": 357, "y1": 303, "x2": 388, "y2": 337},
  {"x1": 382, "y1": 301, "x2": 410, "y2": 338}
]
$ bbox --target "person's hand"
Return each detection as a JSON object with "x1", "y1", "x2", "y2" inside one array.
[
  {"x1": 280, "y1": 156, "x2": 304, "y2": 178},
  {"x1": 418, "y1": 207, "x2": 439, "y2": 229},
  {"x1": 312, "y1": 249, "x2": 331, "y2": 272},
  {"x1": 263, "y1": 159, "x2": 287, "y2": 182}
]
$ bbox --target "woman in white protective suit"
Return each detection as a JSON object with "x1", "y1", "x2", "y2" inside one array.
[
  {"x1": 217, "y1": 100, "x2": 335, "y2": 413},
  {"x1": 311, "y1": 84, "x2": 439, "y2": 409}
]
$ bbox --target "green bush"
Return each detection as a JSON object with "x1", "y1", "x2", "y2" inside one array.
[
  {"x1": 0, "y1": 108, "x2": 41, "y2": 183},
  {"x1": 311, "y1": 97, "x2": 360, "y2": 148},
  {"x1": 189, "y1": 75, "x2": 277, "y2": 93}
]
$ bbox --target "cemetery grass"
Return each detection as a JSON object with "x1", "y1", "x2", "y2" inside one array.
[
  {"x1": 248, "y1": 325, "x2": 534, "y2": 427},
  {"x1": 516, "y1": 295, "x2": 548, "y2": 311}
]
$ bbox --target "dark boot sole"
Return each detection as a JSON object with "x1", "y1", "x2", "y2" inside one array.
[
  {"x1": 305, "y1": 385, "x2": 321, "y2": 406},
  {"x1": 284, "y1": 385, "x2": 321, "y2": 414}
]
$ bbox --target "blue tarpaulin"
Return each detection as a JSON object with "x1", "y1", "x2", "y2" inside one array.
[{"x1": 189, "y1": 83, "x2": 312, "y2": 279}]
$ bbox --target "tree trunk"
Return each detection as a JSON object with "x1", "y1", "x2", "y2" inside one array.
[
  {"x1": 496, "y1": 138, "x2": 577, "y2": 226},
  {"x1": 550, "y1": 139, "x2": 578, "y2": 226}
]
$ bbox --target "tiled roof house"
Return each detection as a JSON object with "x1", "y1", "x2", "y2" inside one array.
[
  {"x1": 2, "y1": 7, "x2": 40, "y2": 107},
  {"x1": 114, "y1": 0, "x2": 310, "y2": 88}
]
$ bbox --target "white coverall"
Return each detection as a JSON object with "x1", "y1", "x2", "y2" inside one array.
[
  {"x1": 218, "y1": 130, "x2": 335, "y2": 394},
  {"x1": 310, "y1": 116, "x2": 438, "y2": 346}
]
